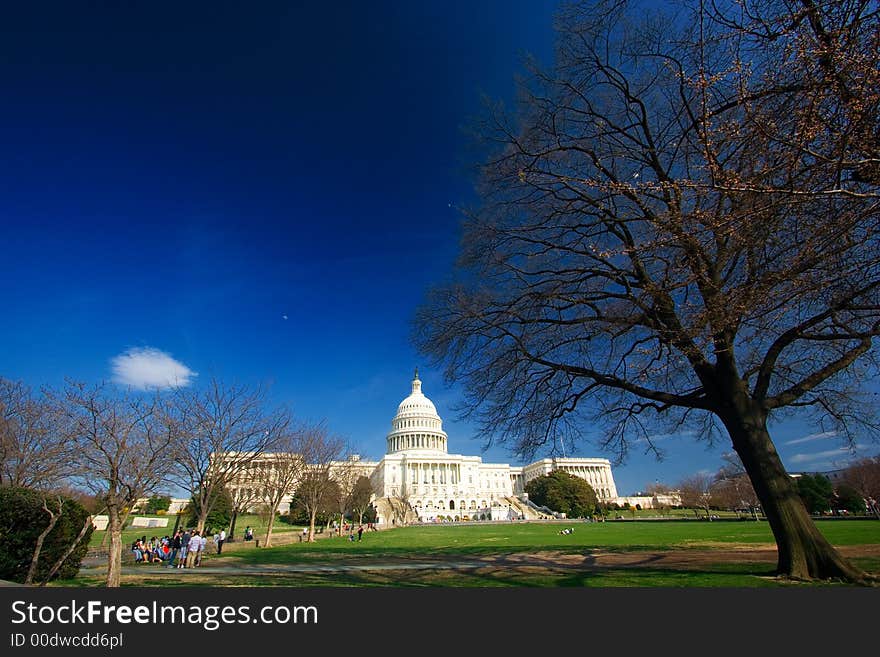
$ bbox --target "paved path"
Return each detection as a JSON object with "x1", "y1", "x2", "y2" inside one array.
[{"x1": 80, "y1": 559, "x2": 500, "y2": 577}]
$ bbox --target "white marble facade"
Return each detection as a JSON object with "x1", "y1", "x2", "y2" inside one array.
[{"x1": 366, "y1": 371, "x2": 618, "y2": 522}]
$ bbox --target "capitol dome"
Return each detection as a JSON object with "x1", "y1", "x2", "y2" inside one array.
[{"x1": 386, "y1": 369, "x2": 447, "y2": 454}]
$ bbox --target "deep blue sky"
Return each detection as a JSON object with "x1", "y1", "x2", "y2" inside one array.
[{"x1": 0, "y1": 1, "x2": 872, "y2": 495}]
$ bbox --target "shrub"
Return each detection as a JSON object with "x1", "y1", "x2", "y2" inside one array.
[
  {"x1": 0, "y1": 486, "x2": 94, "y2": 583},
  {"x1": 143, "y1": 496, "x2": 171, "y2": 514},
  {"x1": 188, "y1": 488, "x2": 233, "y2": 532}
]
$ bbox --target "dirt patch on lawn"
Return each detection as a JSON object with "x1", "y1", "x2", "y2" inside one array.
[{"x1": 491, "y1": 544, "x2": 880, "y2": 570}]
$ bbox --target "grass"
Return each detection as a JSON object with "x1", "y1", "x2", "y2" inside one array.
[
  {"x1": 225, "y1": 518, "x2": 880, "y2": 564},
  {"x1": 64, "y1": 518, "x2": 880, "y2": 587}
]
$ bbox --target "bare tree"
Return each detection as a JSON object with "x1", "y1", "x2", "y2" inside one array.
[
  {"x1": 415, "y1": 0, "x2": 879, "y2": 581},
  {"x1": 226, "y1": 483, "x2": 262, "y2": 541},
  {"x1": 290, "y1": 424, "x2": 346, "y2": 542},
  {"x1": 24, "y1": 495, "x2": 64, "y2": 585},
  {"x1": 349, "y1": 476, "x2": 375, "y2": 525},
  {"x1": 678, "y1": 473, "x2": 716, "y2": 519},
  {"x1": 384, "y1": 493, "x2": 415, "y2": 527},
  {"x1": 0, "y1": 378, "x2": 71, "y2": 489},
  {"x1": 713, "y1": 452, "x2": 761, "y2": 517},
  {"x1": 62, "y1": 381, "x2": 175, "y2": 587},
  {"x1": 257, "y1": 430, "x2": 309, "y2": 547},
  {"x1": 39, "y1": 506, "x2": 102, "y2": 586},
  {"x1": 841, "y1": 455, "x2": 880, "y2": 518},
  {"x1": 329, "y1": 457, "x2": 360, "y2": 534},
  {"x1": 166, "y1": 378, "x2": 289, "y2": 535}
]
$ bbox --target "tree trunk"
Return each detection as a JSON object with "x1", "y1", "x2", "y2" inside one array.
[
  {"x1": 227, "y1": 508, "x2": 239, "y2": 541},
  {"x1": 106, "y1": 507, "x2": 123, "y2": 588},
  {"x1": 263, "y1": 504, "x2": 277, "y2": 548},
  {"x1": 308, "y1": 509, "x2": 317, "y2": 542},
  {"x1": 197, "y1": 507, "x2": 209, "y2": 535},
  {"x1": 721, "y1": 406, "x2": 866, "y2": 582},
  {"x1": 26, "y1": 498, "x2": 62, "y2": 585},
  {"x1": 41, "y1": 512, "x2": 95, "y2": 586}
]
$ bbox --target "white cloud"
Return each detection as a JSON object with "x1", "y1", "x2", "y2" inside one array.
[
  {"x1": 637, "y1": 430, "x2": 697, "y2": 443},
  {"x1": 789, "y1": 443, "x2": 868, "y2": 465},
  {"x1": 784, "y1": 430, "x2": 837, "y2": 446},
  {"x1": 111, "y1": 347, "x2": 196, "y2": 390}
]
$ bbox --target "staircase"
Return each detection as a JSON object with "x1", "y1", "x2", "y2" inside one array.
[
  {"x1": 504, "y1": 496, "x2": 548, "y2": 520},
  {"x1": 373, "y1": 496, "x2": 419, "y2": 526}
]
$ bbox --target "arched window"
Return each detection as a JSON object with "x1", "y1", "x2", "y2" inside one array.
[{"x1": 449, "y1": 500, "x2": 455, "y2": 510}]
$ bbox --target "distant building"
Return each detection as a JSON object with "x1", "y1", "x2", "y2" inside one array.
[{"x1": 614, "y1": 492, "x2": 682, "y2": 509}]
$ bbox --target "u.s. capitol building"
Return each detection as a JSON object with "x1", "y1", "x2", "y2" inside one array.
[{"x1": 230, "y1": 370, "x2": 618, "y2": 524}]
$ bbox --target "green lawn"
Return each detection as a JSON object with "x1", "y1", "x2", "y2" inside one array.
[
  {"x1": 227, "y1": 518, "x2": 880, "y2": 564},
  {"x1": 65, "y1": 518, "x2": 880, "y2": 587}
]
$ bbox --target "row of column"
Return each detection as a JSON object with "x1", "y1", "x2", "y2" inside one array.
[
  {"x1": 566, "y1": 465, "x2": 609, "y2": 486},
  {"x1": 390, "y1": 434, "x2": 445, "y2": 451},
  {"x1": 406, "y1": 462, "x2": 460, "y2": 485}
]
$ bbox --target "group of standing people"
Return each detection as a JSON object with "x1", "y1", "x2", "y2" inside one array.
[{"x1": 131, "y1": 527, "x2": 228, "y2": 568}]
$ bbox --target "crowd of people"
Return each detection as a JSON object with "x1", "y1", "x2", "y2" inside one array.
[{"x1": 130, "y1": 527, "x2": 233, "y2": 568}]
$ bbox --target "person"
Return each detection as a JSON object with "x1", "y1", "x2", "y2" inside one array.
[
  {"x1": 217, "y1": 529, "x2": 226, "y2": 554},
  {"x1": 150, "y1": 537, "x2": 164, "y2": 563},
  {"x1": 186, "y1": 531, "x2": 200, "y2": 568},
  {"x1": 244, "y1": 526, "x2": 253, "y2": 541},
  {"x1": 357, "y1": 525, "x2": 364, "y2": 541},
  {"x1": 178, "y1": 529, "x2": 191, "y2": 569},
  {"x1": 131, "y1": 539, "x2": 143, "y2": 564},
  {"x1": 301, "y1": 526, "x2": 308, "y2": 542},
  {"x1": 196, "y1": 532, "x2": 207, "y2": 566},
  {"x1": 168, "y1": 531, "x2": 182, "y2": 568}
]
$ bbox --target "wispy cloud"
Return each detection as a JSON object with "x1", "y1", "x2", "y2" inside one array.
[
  {"x1": 784, "y1": 430, "x2": 837, "y2": 446},
  {"x1": 111, "y1": 347, "x2": 196, "y2": 390},
  {"x1": 789, "y1": 443, "x2": 868, "y2": 465},
  {"x1": 637, "y1": 430, "x2": 697, "y2": 444}
]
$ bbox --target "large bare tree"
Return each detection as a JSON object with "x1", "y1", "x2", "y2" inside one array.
[
  {"x1": 166, "y1": 378, "x2": 289, "y2": 534},
  {"x1": 62, "y1": 382, "x2": 175, "y2": 587},
  {"x1": 415, "y1": 0, "x2": 879, "y2": 581}
]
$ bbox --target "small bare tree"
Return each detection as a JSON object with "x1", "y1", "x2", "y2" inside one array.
[
  {"x1": 62, "y1": 381, "x2": 175, "y2": 587},
  {"x1": 0, "y1": 378, "x2": 71, "y2": 489},
  {"x1": 166, "y1": 378, "x2": 289, "y2": 535},
  {"x1": 678, "y1": 473, "x2": 716, "y2": 519},
  {"x1": 290, "y1": 424, "x2": 346, "y2": 542},
  {"x1": 24, "y1": 495, "x2": 64, "y2": 585},
  {"x1": 258, "y1": 430, "x2": 309, "y2": 548},
  {"x1": 329, "y1": 457, "x2": 360, "y2": 534},
  {"x1": 842, "y1": 456, "x2": 880, "y2": 518},
  {"x1": 349, "y1": 476, "x2": 375, "y2": 525},
  {"x1": 226, "y1": 484, "x2": 262, "y2": 541},
  {"x1": 385, "y1": 493, "x2": 415, "y2": 526}
]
